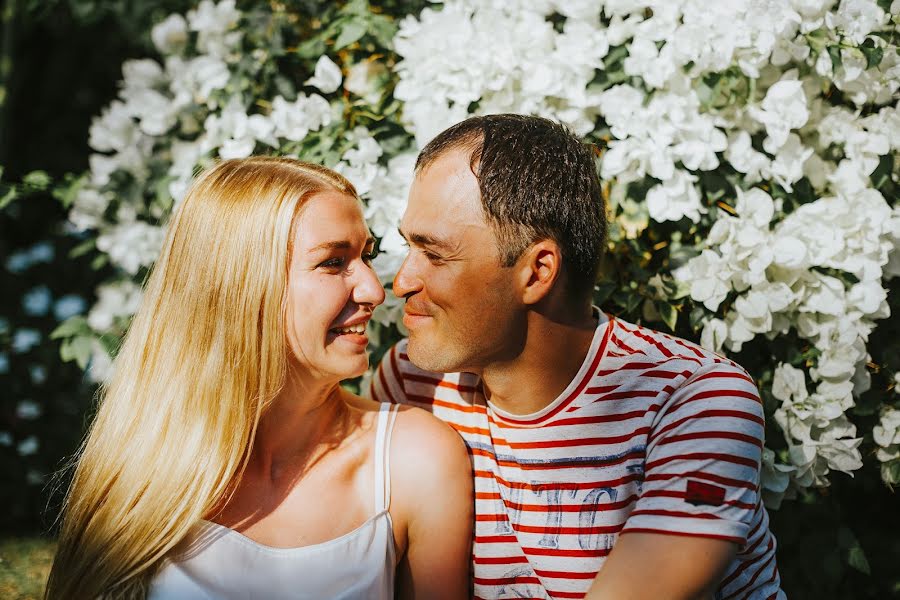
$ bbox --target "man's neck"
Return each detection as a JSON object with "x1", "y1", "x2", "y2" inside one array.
[{"x1": 480, "y1": 308, "x2": 602, "y2": 416}]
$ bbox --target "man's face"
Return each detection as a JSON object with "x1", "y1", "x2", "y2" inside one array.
[{"x1": 394, "y1": 148, "x2": 525, "y2": 373}]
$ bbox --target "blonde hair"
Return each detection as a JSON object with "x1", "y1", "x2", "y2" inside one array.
[{"x1": 46, "y1": 157, "x2": 357, "y2": 599}]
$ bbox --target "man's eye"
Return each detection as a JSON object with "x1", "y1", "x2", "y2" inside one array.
[{"x1": 424, "y1": 250, "x2": 444, "y2": 264}]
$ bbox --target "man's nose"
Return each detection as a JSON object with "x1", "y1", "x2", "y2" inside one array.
[{"x1": 392, "y1": 253, "x2": 421, "y2": 299}]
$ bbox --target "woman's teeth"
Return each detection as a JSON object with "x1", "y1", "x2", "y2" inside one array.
[{"x1": 332, "y1": 323, "x2": 366, "y2": 334}]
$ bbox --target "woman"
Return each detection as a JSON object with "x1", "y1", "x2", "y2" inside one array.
[{"x1": 45, "y1": 157, "x2": 473, "y2": 599}]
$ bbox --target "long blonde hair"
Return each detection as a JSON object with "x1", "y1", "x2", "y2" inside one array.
[{"x1": 46, "y1": 157, "x2": 358, "y2": 599}]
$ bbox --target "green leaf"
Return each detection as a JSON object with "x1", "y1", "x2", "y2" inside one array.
[
  {"x1": 70, "y1": 238, "x2": 96, "y2": 258},
  {"x1": 295, "y1": 38, "x2": 327, "y2": 59},
  {"x1": 91, "y1": 254, "x2": 108, "y2": 270},
  {"x1": 60, "y1": 335, "x2": 94, "y2": 370},
  {"x1": 50, "y1": 316, "x2": 90, "y2": 340},
  {"x1": 882, "y1": 459, "x2": 900, "y2": 485},
  {"x1": 22, "y1": 170, "x2": 51, "y2": 190},
  {"x1": 847, "y1": 544, "x2": 871, "y2": 575},
  {"x1": 657, "y1": 301, "x2": 678, "y2": 332},
  {"x1": 334, "y1": 21, "x2": 367, "y2": 50},
  {"x1": 828, "y1": 45, "x2": 843, "y2": 71},
  {"x1": 0, "y1": 185, "x2": 16, "y2": 210},
  {"x1": 860, "y1": 42, "x2": 884, "y2": 70}
]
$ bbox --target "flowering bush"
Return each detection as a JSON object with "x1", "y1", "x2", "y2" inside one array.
[{"x1": 53, "y1": 0, "x2": 899, "y2": 508}]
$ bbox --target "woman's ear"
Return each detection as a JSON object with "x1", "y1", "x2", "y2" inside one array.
[{"x1": 516, "y1": 239, "x2": 563, "y2": 306}]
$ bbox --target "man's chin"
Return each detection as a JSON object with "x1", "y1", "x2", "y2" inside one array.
[{"x1": 406, "y1": 335, "x2": 458, "y2": 373}]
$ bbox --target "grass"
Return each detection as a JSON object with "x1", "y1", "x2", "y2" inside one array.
[{"x1": 0, "y1": 537, "x2": 55, "y2": 600}]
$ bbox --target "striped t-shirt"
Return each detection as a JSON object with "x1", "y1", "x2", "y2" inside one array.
[{"x1": 371, "y1": 315, "x2": 784, "y2": 600}]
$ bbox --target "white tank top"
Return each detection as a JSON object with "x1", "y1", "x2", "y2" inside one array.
[{"x1": 148, "y1": 402, "x2": 400, "y2": 600}]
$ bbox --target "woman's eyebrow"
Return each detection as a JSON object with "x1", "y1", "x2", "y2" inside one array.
[{"x1": 309, "y1": 238, "x2": 376, "y2": 252}]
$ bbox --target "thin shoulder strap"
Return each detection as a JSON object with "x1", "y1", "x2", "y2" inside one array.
[{"x1": 374, "y1": 402, "x2": 400, "y2": 513}]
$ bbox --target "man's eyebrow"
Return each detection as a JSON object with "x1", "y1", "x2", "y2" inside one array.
[
  {"x1": 398, "y1": 229, "x2": 455, "y2": 252},
  {"x1": 309, "y1": 238, "x2": 376, "y2": 252}
]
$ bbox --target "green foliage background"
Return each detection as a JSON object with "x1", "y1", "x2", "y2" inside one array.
[{"x1": 0, "y1": 2, "x2": 897, "y2": 598}]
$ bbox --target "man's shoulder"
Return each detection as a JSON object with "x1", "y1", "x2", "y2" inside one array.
[{"x1": 605, "y1": 316, "x2": 744, "y2": 373}]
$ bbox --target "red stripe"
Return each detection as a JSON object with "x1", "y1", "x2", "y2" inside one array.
[
  {"x1": 495, "y1": 427, "x2": 650, "y2": 450},
  {"x1": 620, "y1": 527, "x2": 744, "y2": 544},
  {"x1": 655, "y1": 430, "x2": 763, "y2": 449},
  {"x1": 674, "y1": 388, "x2": 761, "y2": 408},
  {"x1": 513, "y1": 522, "x2": 625, "y2": 536},
  {"x1": 503, "y1": 493, "x2": 638, "y2": 513},
  {"x1": 474, "y1": 534, "x2": 518, "y2": 544},
  {"x1": 402, "y1": 371, "x2": 479, "y2": 392},
  {"x1": 694, "y1": 369, "x2": 756, "y2": 386},
  {"x1": 639, "y1": 489, "x2": 755, "y2": 510},
  {"x1": 646, "y1": 451, "x2": 758, "y2": 470},
  {"x1": 473, "y1": 555, "x2": 529, "y2": 565},
  {"x1": 533, "y1": 568, "x2": 597, "y2": 580},
  {"x1": 474, "y1": 468, "x2": 643, "y2": 491},
  {"x1": 644, "y1": 470, "x2": 757, "y2": 491},
  {"x1": 627, "y1": 508, "x2": 721, "y2": 520},
  {"x1": 549, "y1": 410, "x2": 649, "y2": 427},
  {"x1": 545, "y1": 591, "x2": 588, "y2": 599},
  {"x1": 619, "y1": 323, "x2": 674, "y2": 358},
  {"x1": 474, "y1": 575, "x2": 543, "y2": 585},
  {"x1": 468, "y1": 445, "x2": 644, "y2": 471},
  {"x1": 523, "y1": 546, "x2": 610, "y2": 558},
  {"x1": 375, "y1": 351, "x2": 398, "y2": 404},
  {"x1": 648, "y1": 409, "x2": 764, "y2": 445}
]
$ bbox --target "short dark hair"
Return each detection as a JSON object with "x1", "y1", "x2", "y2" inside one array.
[{"x1": 416, "y1": 114, "x2": 606, "y2": 299}]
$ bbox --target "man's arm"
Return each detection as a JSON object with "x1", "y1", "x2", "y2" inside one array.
[
  {"x1": 586, "y1": 532, "x2": 737, "y2": 600},
  {"x1": 587, "y1": 361, "x2": 767, "y2": 599}
]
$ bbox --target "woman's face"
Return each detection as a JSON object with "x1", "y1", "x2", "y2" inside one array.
[{"x1": 284, "y1": 189, "x2": 385, "y2": 381}]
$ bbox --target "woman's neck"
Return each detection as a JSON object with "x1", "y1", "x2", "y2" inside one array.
[{"x1": 252, "y1": 370, "x2": 352, "y2": 481}]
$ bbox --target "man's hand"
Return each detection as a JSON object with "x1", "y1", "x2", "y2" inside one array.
[{"x1": 584, "y1": 532, "x2": 737, "y2": 600}]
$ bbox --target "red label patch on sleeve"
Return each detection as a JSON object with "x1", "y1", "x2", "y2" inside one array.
[{"x1": 685, "y1": 480, "x2": 726, "y2": 506}]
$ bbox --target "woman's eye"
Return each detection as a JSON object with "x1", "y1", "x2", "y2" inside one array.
[
  {"x1": 319, "y1": 257, "x2": 345, "y2": 269},
  {"x1": 363, "y1": 249, "x2": 379, "y2": 264}
]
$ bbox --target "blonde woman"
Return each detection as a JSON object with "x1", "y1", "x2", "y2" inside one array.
[{"x1": 45, "y1": 157, "x2": 473, "y2": 599}]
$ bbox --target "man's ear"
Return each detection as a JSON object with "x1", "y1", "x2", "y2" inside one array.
[{"x1": 516, "y1": 239, "x2": 563, "y2": 306}]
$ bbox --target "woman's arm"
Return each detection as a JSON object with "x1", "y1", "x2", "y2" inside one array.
[{"x1": 390, "y1": 407, "x2": 474, "y2": 600}]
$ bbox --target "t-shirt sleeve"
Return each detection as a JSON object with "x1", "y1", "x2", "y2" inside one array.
[
  {"x1": 621, "y1": 360, "x2": 765, "y2": 544},
  {"x1": 369, "y1": 339, "x2": 412, "y2": 406}
]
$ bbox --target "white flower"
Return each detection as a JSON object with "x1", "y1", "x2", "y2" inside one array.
[
  {"x1": 765, "y1": 133, "x2": 814, "y2": 192},
  {"x1": 96, "y1": 219, "x2": 167, "y2": 275},
  {"x1": 87, "y1": 280, "x2": 144, "y2": 332},
  {"x1": 825, "y1": 0, "x2": 887, "y2": 45},
  {"x1": 874, "y1": 406, "x2": 900, "y2": 462},
  {"x1": 305, "y1": 56, "x2": 343, "y2": 94},
  {"x1": 69, "y1": 188, "x2": 112, "y2": 232},
  {"x1": 89, "y1": 101, "x2": 138, "y2": 153},
  {"x1": 725, "y1": 131, "x2": 770, "y2": 183},
  {"x1": 187, "y1": 0, "x2": 242, "y2": 57},
  {"x1": 645, "y1": 170, "x2": 704, "y2": 223},
  {"x1": 345, "y1": 59, "x2": 387, "y2": 103},
  {"x1": 773, "y1": 363, "x2": 809, "y2": 403},
  {"x1": 270, "y1": 94, "x2": 332, "y2": 142},
  {"x1": 749, "y1": 79, "x2": 809, "y2": 152},
  {"x1": 700, "y1": 318, "x2": 728, "y2": 353},
  {"x1": 151, "y1": 13, "x2": 189, "y2": 55}
]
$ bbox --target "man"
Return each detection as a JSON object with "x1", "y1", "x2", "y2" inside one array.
[{"x1": 371, "y1": 114, "x2": 784, "y2": 600}]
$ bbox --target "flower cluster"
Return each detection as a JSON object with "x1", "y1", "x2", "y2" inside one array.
[{"x1": 57, "y1": 0, "x2": 900, "y2": 503}]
